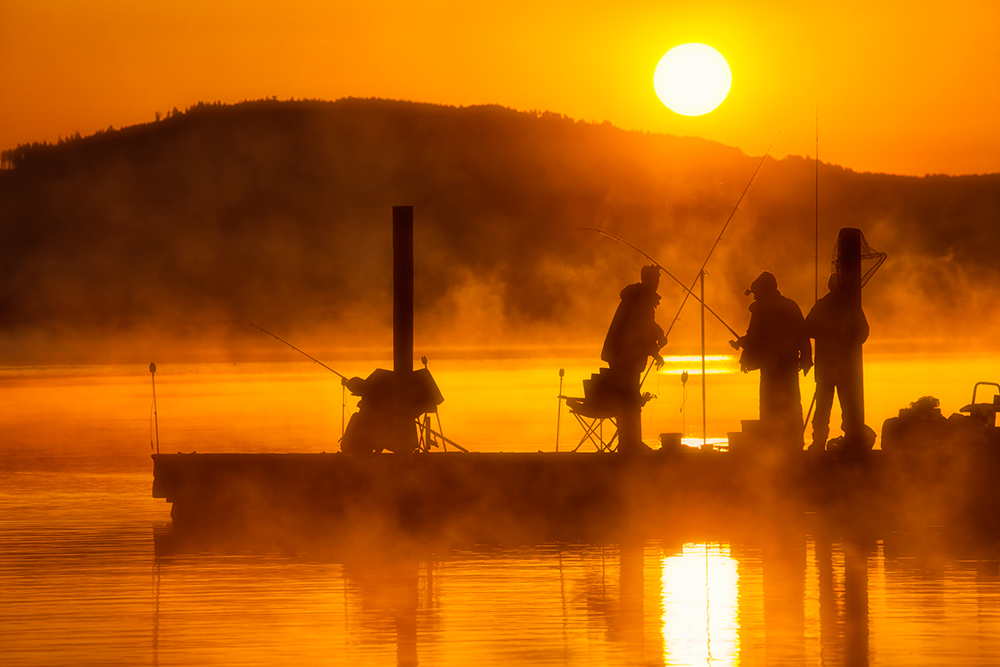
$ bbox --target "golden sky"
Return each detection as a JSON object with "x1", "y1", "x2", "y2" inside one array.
[{"x1": 2, "y1": 0, "x2": 998, "y2": 176}]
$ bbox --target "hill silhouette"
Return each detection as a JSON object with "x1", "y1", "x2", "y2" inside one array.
[{"x1": 1, "y1": 98, "x2": 998, "y2": 363}]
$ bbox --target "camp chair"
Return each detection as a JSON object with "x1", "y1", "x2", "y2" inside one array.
[{"x1": 559, "y1": 368, "x2": 620, "y2": 452}]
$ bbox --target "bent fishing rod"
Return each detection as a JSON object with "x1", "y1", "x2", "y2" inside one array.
[
  {"x1": 666, "y1": 135, "x2": 778, "y2": 339},
  {"x1": 249, "y1": 322, "x2": 348, "y2": 380},
  {"x1": 578, "y1": 227, "x2": 740, "y2": 339}
]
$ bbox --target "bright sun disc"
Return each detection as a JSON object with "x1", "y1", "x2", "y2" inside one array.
[{"x1": 654, "y1": 43, "x2": 732, "y2": 116}]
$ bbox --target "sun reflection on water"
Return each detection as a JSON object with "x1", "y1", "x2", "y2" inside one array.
[
  {"x1": 662, "y1": 544, "x2": 739, "y2": 666},
  {"x1": 659, "y1": 355, "x2": 740, "y2": 376}
]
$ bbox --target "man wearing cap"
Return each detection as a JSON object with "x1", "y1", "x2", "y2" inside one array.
[
  {"x1": 734, "y1": 271, "x2": 812, "y2": 447},
  {"x1": 602, "y1": 265, "x2": 667, "y2": 454}
]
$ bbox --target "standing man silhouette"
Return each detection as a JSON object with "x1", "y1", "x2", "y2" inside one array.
[
  {"x1": 735, "y1": 271, "x2": 812, "y2": 448},
  {"x1": 805, "y1": 274, "x2": 869, "y2": 451},
  {"x1": 602, "y1": 265, "x2": 667, "y2": 454}
]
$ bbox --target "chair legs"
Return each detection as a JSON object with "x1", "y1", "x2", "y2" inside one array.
[{"x1": 570, "y1": 412, "x2": 619, "y2": 452}]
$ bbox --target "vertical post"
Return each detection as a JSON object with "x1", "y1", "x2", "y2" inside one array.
[
  {"x1": 149, "y1": 362, "x2": 159, "y2": 454},
  {"x1": 393, "y1": 206, "x2": 414, "y2": 376},
  {"x1": 393, "y1": 206, "x2": 414, "y2": 452},
  {"x1": 837, "y1": 228, "x2": 865, "y2": 451},
  {"x1": 701, "y1": 270, "x2": 707, "y2": 448},
  {"x1": 556, "y1": 368, "x2": 564, "y2": 452},
  {"x1": 815, "y1": 103, "x2": 819, "y2": 305}
]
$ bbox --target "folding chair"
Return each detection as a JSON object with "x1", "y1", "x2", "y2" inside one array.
[{"x1": 559, "y1": 368, "x2": 620, "y2": 452}]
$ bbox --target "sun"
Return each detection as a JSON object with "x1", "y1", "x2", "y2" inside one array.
[{"x1": 653, "y1": 43, "x2": 732, "y2": 116}]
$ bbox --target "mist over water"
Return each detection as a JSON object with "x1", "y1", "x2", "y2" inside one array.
[
  {"x1": 2, "y1": 99, "x2": 1000, "y2": 366},
  {"x1": 3, "y1": 354, "x2": 996, "y2": 463},
  {"x1": 0, "y1": 358, "x2": 1000, "y2": 665},
  {"x1": 3, "y1": 357, "x2": 1000, "y2": 664}
]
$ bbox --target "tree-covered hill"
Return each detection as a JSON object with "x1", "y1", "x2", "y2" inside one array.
[{"x1": 1, "y1": 98, "x2": 997, "y2": 362}]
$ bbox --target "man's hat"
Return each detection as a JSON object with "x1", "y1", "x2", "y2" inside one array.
[
  {"x1": 746, "y1": 271, "x2": 778, "y2": 296},
  {"x1": 640, "y1": 265, "x2": 660, "y2": 283}
]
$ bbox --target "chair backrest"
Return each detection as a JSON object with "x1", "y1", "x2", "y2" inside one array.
[{"x1": 580, "y1": 369, "x2": 618, "y2": 418}]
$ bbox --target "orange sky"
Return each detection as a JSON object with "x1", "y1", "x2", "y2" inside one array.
[{"x1": 2, "y1": 0, "x2": 998, "y2": 176}]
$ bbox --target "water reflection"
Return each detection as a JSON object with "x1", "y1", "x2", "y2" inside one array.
[
  {"x1": 5, "y1": 359, "x2": 1000, "y2": 665},
  {"x1": 661, "y1": 544, "x2": 738, "y2": 666},
  {"x1": 5, "y1": 495, "x2": 1000, "y2": 667},
  {"x1": 344, "y1": 558, "x2": 422, "y2": 666},
  {"x1": 144, "y1": 527, "x2": 1000, "y2": 666}
]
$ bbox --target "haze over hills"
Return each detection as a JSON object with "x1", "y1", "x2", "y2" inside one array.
[{"x1": 1, "y1": 98, "x2": 998, "y2": 364}]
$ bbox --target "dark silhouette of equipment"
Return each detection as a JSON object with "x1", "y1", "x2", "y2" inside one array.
[
  {"x1": 560, "y1": 369, "x2": 620, "y2": 452},
  {"x1": 837, "y1": 229, "x2": 887, "y2": 290},
  {"x1": 558, "y1": 367, "x2": 658, "y2": 452},
  {"x1": 960, "y1": 382, "x2": 1000, "y2": 428},
  {"x1": 252, "y1": 207, "x2": 465, "y2": 454},
  {"x1": 341, "y1": 367, "x2": 446, "y2": 453},
  {"x1": 882, "y1": 383, "x2": 1000, "y2": 452},
  {"x1": 340, "y1": 207, "x2": 465, "y2": 454}
]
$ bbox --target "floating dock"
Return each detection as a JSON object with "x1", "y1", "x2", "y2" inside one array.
[
  {"x1": 150, "y1": 211, "x2": 1000, "y2": 542},
  {"x1": 151, "y1": 447, "x2": 1000, "y2": 542}
]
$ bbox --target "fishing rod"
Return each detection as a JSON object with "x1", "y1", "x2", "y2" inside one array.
[
  {"x1": 665, "y1": 135, "x2": 778, "y2": 339},
  {"x1": 578, "y1": 227, "x2": 740, "y2": 339},
  {"x1": 417, "y1": 419, "x2": 469, "y2": 453},
  {"x1": 249, "y1": 322, "x2": 348, "y2": 380}
]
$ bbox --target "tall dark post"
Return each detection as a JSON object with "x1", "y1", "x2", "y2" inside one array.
[
  {"x1": 393, "y1": 206, "x2": 414, "y2": 376},
  {"x1": 837, "y1": 228, "x2": 865, "y2": 451},
  {"x1": 393, "y1": 206, "x2": 414, "y2": 452}
]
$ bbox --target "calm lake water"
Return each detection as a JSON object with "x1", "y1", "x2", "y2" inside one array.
[{"x1": 2, "y1": 355, "x2": 1000, "y2": 665}]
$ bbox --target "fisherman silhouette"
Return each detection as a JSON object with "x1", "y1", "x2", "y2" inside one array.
[
  {"x1": 805, "y1": 274, "x2": 869, "y2": 451},
  {"x1": 601, "y1": 265, "x2": 667, "y2": 454},
  {"x1": 734, "y1": 271, "x2": 812, "y2": 448}
]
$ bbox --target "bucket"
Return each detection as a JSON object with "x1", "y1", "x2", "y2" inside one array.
[{"x1": 658, "y1": 432, "x2": 683, "y2": 451}]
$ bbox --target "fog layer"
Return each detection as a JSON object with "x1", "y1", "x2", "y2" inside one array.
[{"x1": 1, "y1": 99, "x2": 997, "y2": 363}]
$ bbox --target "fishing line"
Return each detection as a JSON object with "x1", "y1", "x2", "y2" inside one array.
[
  {"x1": 639, "y1": 357, "x2": 657, "y2": 390},
  {"x1": 579, "y1": 228, "x2": 739, "y2": 339},
  {"x1": 664, "y1": 135, "x2": 778, "y2": 338},
  {"x1": 680, "y1": 370, "x2": 689, "y2": 437},
  {"x1": 250, "y1": 322, "x2": 348, "y2": 380}
]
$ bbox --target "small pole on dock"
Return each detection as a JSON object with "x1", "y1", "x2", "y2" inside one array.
[
  {"x1": 556, "y1": 368, "x2": 564, "y2": 452},
  {"x1": 700, "y1": 270, "x2": 707, "y2": 448},
  {"x1": 149, "y1": 362, "x2": 160, "y2": 454},
  {"x1": 681, "y1": 370, "x2": 689, "y2": 441}
]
